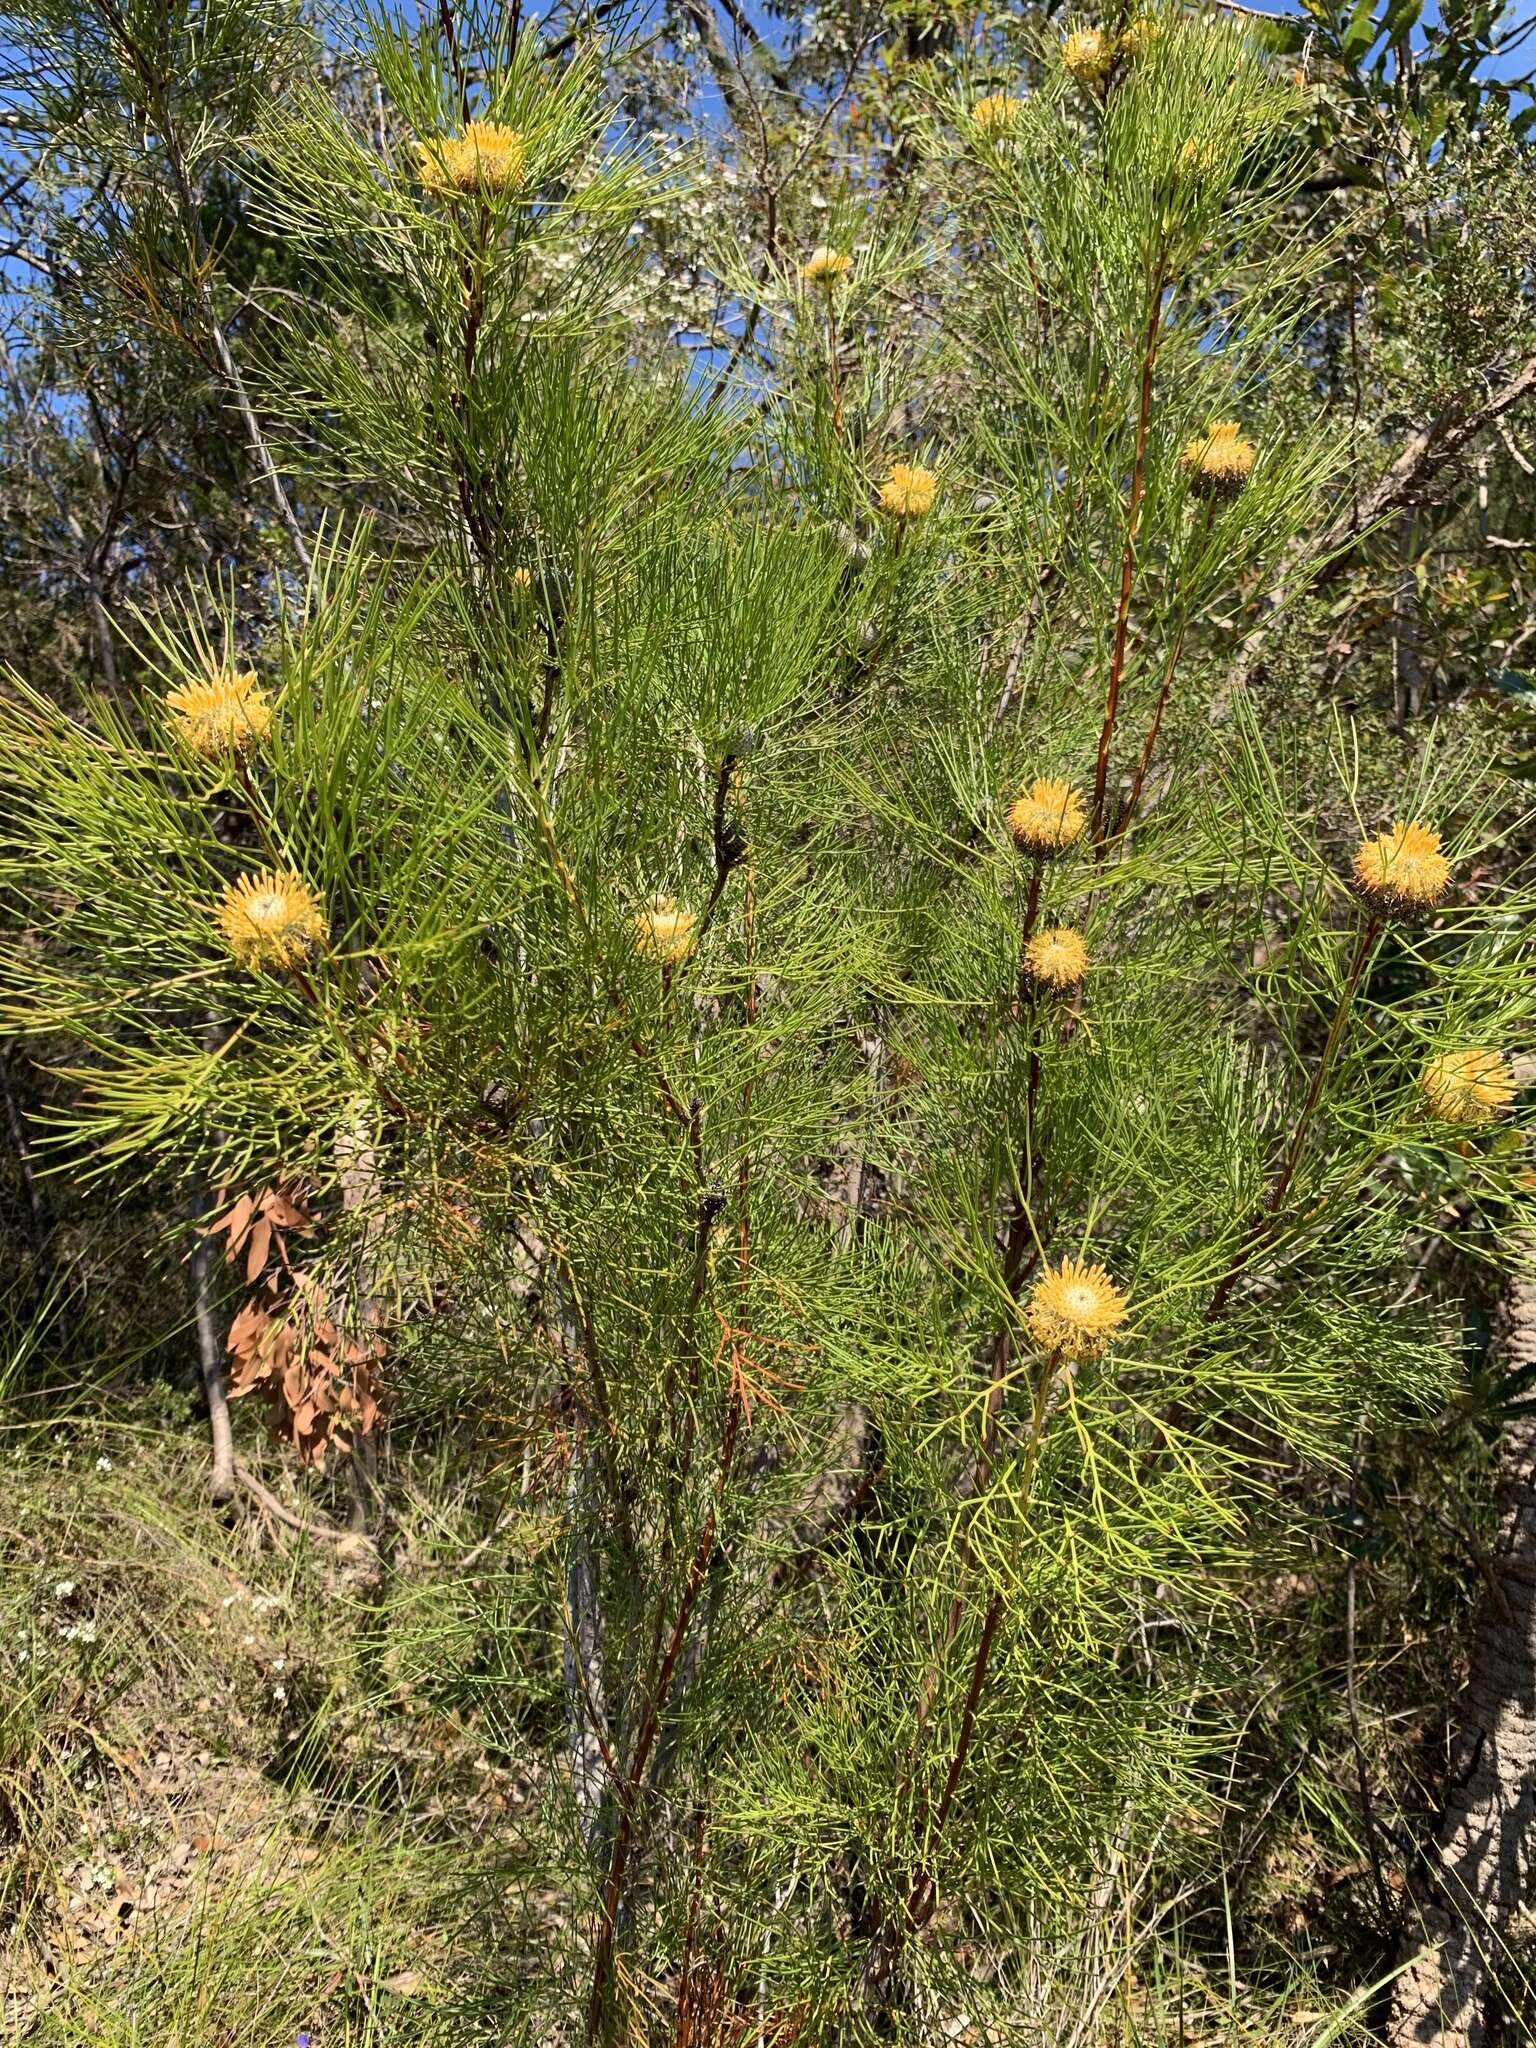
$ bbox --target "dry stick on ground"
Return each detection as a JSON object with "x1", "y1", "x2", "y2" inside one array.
[
  {"x1": 232, "y1": 1459, "x2": 354, "y2": 1544},
  {"x1": 192, "y1": 1018, "x2": 237, "y2": 1508},
  {"x1": 332, "y1": 1093, "x2": 388, "y2": 1533}
]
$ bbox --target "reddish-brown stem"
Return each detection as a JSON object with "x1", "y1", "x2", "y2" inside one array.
[
  {"x1": 1021, "y1": 859, "x2": 1043, "y2": 948},
  {"x1": 903, "y1": 1341, "x2": 1060, "y2": 1938},
  {"x1": 673, "y1": 1803, "x2": 710, "y2": 2047},
  {"x1": 739, "y1": 812, "x2": 757, "y2": 1288},
  {"x1": 285, "y1": 962, "x2": 323, "y2": 1012},
  {"x1": 1092, "y1": 260, "x2": 1168, "y2": 845},
  {"x1": 885, "y1": 959, "x2": 1051, "y2": 1973},
  {"x1": 1014, "y1": 859, "x2": 1045, "y2": 1013},
  {"x1": 437, "y1": 0, "x2": 471, "y2": 124},
  {"x1": 1111, "y1": 500, "x2": 1216, "y2": 846},
  {"x1": 1208, "y1": 915, "x2": 1380, "y2": 1319},
  {"x1": 905, "y1": 1588, "x2": 1004, "y2": 1933},
  {"x1": 585, "y1": 1393, "x2": 742, "y2": 2041},
  {"x1": 1021, "y1": 237, "x2": 1051, "y2": 347}
]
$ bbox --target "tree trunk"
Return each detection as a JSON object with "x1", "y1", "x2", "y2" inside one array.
[
  {"x1": 193, "y1": 1219, "x2": 237, "y2": 1506},
  {"x1": 1388, "y1": 1239, "x2": 1536, "y2": 2048},
  {"x1": 336, "y1": 1093, "x2": 386, "y2": 1535}
]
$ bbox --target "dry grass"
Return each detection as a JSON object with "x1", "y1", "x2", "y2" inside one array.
[
  {"x1": 0, "y1": 1395, "x2": 523, "y2": 2045},
  {"x1": 0, "y1": 1385, "x2": 1476, "y2": 2046}
]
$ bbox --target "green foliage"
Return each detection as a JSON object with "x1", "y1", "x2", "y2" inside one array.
[{"x1": 1, "y1": 0, "x2": 1534, "y2": 2040}]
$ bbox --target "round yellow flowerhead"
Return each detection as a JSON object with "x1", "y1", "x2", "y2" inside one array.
[
  {"x1": 1062, "y1": 28, "x2": 1114, "y2": 85},
  {"x1": 1419, "y1": 1049, "x2": 1516, "y2": 1126},
  {"x1": 417, "y1": 121, "x2": 527, "y2": 199},
  {"x1": 217, "y1": 869, "x2": 326, "y2": 975},
  {"x1": 1022, "y1": 925, "x2": 1089, "y2": 991},
  {"x1": 1026, "y1": 1255, "x2": 1129, "y2": 1362},
  {"x1": 878, "y1": 462, "x2": 937, "y2": 521},
  {"x1": 972, "y1": 92, "x2": 1025, "y2": 137},
  {"x1": 1119, "y1": 15, "x2": 1163, "y2": 58},
  {"x1": 1178, "y1": 136, "x2": 1223, "y2": 182},
  {"x1": 1007, "y1": 778, "x2": 1087, "y2": 860},
  {"x1": 1351, "y1": 820, "x2": 1451, "y2": 918},
  {"x1": 634, "y1": 894, "x2": 698, "y2": 967},
  {"x1": 165, "y1": 666, "x2": 272, "y2": 758},
  {"x1": 1180, "y1": 420, "x2": 1256, "y2": 499},
  {"x1": 802, "y1": 244, "x2": 853, "y2": 289}
]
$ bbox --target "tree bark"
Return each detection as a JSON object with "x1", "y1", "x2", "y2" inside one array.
[
  {"x1": 1388, "y1": 1236, "x2": 1536, "y2": 2048},
  {"x1": 335, "y1": 1093, "x2": 386, "y2": 1534},
  {"x1": 193, "y1": 1215, "x2": 237, "y2": 1506}
]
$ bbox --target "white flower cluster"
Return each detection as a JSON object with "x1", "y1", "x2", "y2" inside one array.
[{"x1": 220, "y1": 1588, "x2": 284, "y2": 1616}]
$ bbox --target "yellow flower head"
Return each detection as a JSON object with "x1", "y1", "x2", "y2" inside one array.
[
  {"x1": 1419, "y1": 1049, "x2": 1516, "y2": 1126},
  {"x1": 216, "y1": 869, "x2": 326, "y2": 975},
  {"x1": 1178, "y1": 136, "x2": 1223, "y2": 182},
  {"x1": 1119, "y1": 14, "x2": 1163, "y2": 58},
  {"x1": 417, "y1": 120, "x2": 527, "y2": 199},
  {"x1": 1022, "y1": 925, "x2": 1089, "y2": 991},
  {"x1": 634, "y1": 894, "x2": 698, "y2": 967},
  {"x1": 165, "y1": 666, "x2": 272, "y2": 758},
  {"x1": 972, "y1": 92, "x2": 1025, "y2": 136},
  {"x1": 1352, "y1": 820, "x2": 1452, "y2": 917},
  {"x1": 1007, "y1": 778, "x2": 1087, "y2": 860},
  {"x1": 1180, "y1": 420, "x2": 1256, "y2": 498},
  {"x1": 1062, "y1": 28, "x2": 1114, "y2": 85},
  {"x1": 878, "y1": 462, "x2": 937, "y2": 520},
  {"x1": 1026, "y1": 1255, "x2": 1129, "y2": 1361},
  {"x1": 802, "y1": 244, "x2": 853, "y2": 288}
]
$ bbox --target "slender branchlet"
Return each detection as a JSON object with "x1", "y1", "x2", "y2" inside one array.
[{"x1": 1092, "y1": 250, "x2": 1170, "y2": 845}]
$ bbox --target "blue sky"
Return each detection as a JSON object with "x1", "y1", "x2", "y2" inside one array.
[{"x1": 1268, "y1": 0, "x2": 1536, "y2": 90}]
